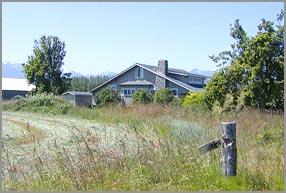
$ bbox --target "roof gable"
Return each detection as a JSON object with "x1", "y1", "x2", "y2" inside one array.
[{"x1": 90, "y1": 63, "x2": 206, "y2": 93}]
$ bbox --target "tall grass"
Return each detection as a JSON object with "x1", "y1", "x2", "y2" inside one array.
[{"x1": 2, "y1": 96, "x2": 284, "y2": 191}]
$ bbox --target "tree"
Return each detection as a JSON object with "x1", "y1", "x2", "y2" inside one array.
[
  {"x1": 69, "y1": 75, "x2": 112, "y2": 92},
  {"x1": 23, "y1": 35, "x2": 71, "y2": 95},
  {"x1": 205, "y1": 11, "x2": 284, "y2": 110}
]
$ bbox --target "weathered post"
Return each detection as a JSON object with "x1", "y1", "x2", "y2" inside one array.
[{"x1": 221, "y1": 122, "x2": 237, "y2": 176}]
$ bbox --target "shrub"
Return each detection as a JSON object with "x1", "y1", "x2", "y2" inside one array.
[
  {"x1": 96, "y1": 88, "x2": 121, "y2": 106},
  {"x1": 154, "y1": 88, "x2": 174, "y2": 105},
  {"x1": 5, "y1": 93, "x2": 74, "y2": 114},
  {"x1": 182, "y1": 91, "x2": 208, "y2": 109},
  {"x1": 222, "y1": 93, "x2": 236, "y2": 112},
  {"x1": 12, "y1": 95, "x2": 24, "y2": 100},
  {"x1": 132, "y1": 90, "x2": 153, "y2": 104},
  {"x1": 170, "y1": 97, "x2": 182, "y2": 107}
]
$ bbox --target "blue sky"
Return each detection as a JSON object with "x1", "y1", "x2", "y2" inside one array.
[{"x1": 3, "y1": 2, "x2": 284, "y2": 75}]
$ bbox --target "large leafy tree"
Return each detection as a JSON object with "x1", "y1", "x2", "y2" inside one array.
[
  {"x1": 206, "y1": 10, "x2": 284, "y2": 110},
  {"x1": 23, "y1": 35, "x2": 71, "y2": 95}
]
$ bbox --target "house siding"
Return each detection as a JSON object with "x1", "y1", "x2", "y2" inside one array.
[
  {"x1": 168, "y1": 73, "x2": 205, "y2": 86},
  {"x1": 92, "y1": 67, "x2": 156, "y2": 97},
  {"x1": 166, "y1": 80, "x2": 190, "y2": 96}
]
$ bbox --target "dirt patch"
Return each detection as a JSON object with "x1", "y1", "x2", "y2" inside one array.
[{"x1": 4, "y1": 118, "x2": 45, "y2": 145}]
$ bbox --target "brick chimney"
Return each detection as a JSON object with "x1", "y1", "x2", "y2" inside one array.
[{"x1": 155, "y1": 59, "x2": 168, "y2": 91}]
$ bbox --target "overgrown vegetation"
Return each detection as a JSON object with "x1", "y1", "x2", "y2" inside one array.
[
  {"x1": 132, "y1": 90, "x2": 153, "y2": 104},
  {"x1": 182, "y1": 92, "x2": 208, "y2": 110},
  {"x1": 154, "y1": 88, "x2": 174, "y2": 105},
  {"x1": 205, "y1": 11, "x2": 284, "y2": 111},
  {"x1": 95, "y1": 88, "x2": 121, "y2": 107},
  {"x1": 2, "y1": 96, "x2": 283, "y2": 191},
  {"x1": 3, "y1": 93, "x2": 74, "y2": 115}
]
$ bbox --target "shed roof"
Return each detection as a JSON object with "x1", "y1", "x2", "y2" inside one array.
[
  {"x1": 2, "y1": 78, "x2": 35, "y2": 91},
  {"x1": 62, "y1": 91, "x2": 93, "y2": 96}
]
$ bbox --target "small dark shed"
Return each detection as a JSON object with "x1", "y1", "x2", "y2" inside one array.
[{"x1": 62, "y1": 91, "x2": 94, "y2": 107}]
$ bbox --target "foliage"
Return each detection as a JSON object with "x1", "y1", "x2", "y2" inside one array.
[
  {"x1": 206, "y1": 11, "x2": 284, "y2": 110},
  {"x1": 3, "y1": 93, "x2": 74, "y2": 115},
  {"x1": 170, "y1": 97, "x2": 182, "y2": 107},
  {"x1": 182, "y1": 91, "x2": 208, "y2": 109},
  {"x1": 23, "y1": 35, "x2": 71, "y2": 95},
  {"x1": 2, "y1": 104, "x2": 284, "y2": 191},
  {"x1": 154, "y1": 88, "x2": 174, "y2": 105},
  {"x1": 132, "y1": 90, "x2": 153, "y2": 104},
  {"x1": 69, "y1": 75, "x2": 112, "y2": 92},
  {"x1": 96, "y1": 88, "x2": 121, "y2": 106}
]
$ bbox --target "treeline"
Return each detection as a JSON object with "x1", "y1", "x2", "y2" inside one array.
[{"x1": 68, "y1": 75, "x2": 112, "y2": 92}]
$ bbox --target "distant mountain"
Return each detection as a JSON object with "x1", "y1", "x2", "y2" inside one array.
[
  {"x1": 2, "y1": 62, "x2": 25, "y2": 78},
  {"x1": 97, "y1": 71, "x2": 117, "y2": 77},
  {"x1": 85, "y1": 71, "x2": 117, "y2": 78},
  {"x1": 2, "y1": 62, "x2": 83, "y2": 78},
  {"x1": 2, "y1": 61, "x2": 117, "y2": 79},
  {"x1": 190, "y1": 68, "x2": 215, "y2": 77},
  {"x1": 62, "y1": 67, "x2": 83, "y2": 77}
]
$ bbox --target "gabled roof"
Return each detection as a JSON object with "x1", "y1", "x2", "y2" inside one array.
[
  {"x1": 62, "y1": 91, "x2": 93, "y2": 96},
  {"x1": 139, "y1": 64, "x2": 209, "y2": 78},
  {"x1": 90, "y1": 63, "x2": 206, "y2": 93},
  {"x1": 136, "y1": 64, "x2": 204, "y2": 92},
  {"x1": 2, "y1": 78, "x2": 35, "y2": 91}
]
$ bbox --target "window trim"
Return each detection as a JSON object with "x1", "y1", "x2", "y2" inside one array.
[
  {"x1": 121, "y1": 88, "x2": 136, "y2": 96},
  {"x1": 189, "y1": 77, "x2": 202, "y2": 84}
]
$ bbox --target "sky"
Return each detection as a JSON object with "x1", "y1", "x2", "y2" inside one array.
[{"x1": 2, "y1": 2, "x2": 284, "y2": 75}]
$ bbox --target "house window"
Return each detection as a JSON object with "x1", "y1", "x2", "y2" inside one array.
[
  {"x1": 110, "y1": 85, "x2": 116, "y2": 90},
  {"x1": 135, "y1": 67, "x2": 144, "y2": 79},
  {"x1": 122, "y1": 88, "x2": 135, "y2": 96},
  {"x1": 189, "y1": 77, "x2": 202, "y2": 84},
  {"x1": 170, "y1": 88, "x2": 178, "y2": 96}
]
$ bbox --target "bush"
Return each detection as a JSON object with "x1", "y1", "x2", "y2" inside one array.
[
  {"x1": 221, "y1": 93, "x2": 236, "y2": 112},
  {"x1": 4, "y1": 93, "x2": 74, "y2": 114},
  {"x1": 170, "y1": 97, "x2": 182, "y2": 107},
  {"x1": 132, "y1": 90, "x2": 153, "y2": 104},
  {"x1": 154, "y1": 88, "x2": 174, "y2": 105},
  {"x1": 12, "y1": 95, "x2": 24, "y2": 100},
  {"x1": 182, "y1": 92, "x2": 208, "y2": 109},
  {"x1": 96, "y1": 88, "x2": 121, "y2": 106}
]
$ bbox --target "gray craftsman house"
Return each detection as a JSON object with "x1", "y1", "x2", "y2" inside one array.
[{"x1": 91, "y1": 59, "x2": 208, "y2": 104}]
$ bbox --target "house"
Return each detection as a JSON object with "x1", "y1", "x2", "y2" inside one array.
[
  {"x1": 62, "y1": 91, "x2": 94, "y2": 107},
  {"x1": 2, "y1": 78, "x2": 35, "y2": 100},
  {"x1": 91, "y1": 59, "x2": 209, "y2": 104}
]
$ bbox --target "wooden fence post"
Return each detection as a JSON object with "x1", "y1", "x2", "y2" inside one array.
[{"x1": 221, "y1": 122, "x2": 237, "y2": 176}]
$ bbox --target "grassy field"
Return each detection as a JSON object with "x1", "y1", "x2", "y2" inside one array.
[{"x1": 2, "y1": 101, "x2": 284, "y2": 191}]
